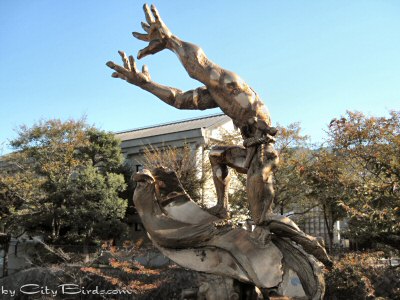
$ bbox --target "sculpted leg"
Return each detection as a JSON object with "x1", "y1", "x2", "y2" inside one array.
[
  {"x1": 246, "y1": 144, "x2": 334, "y2": 267},
  {"x1": 247, "y1": 143, "x2": 279, "y2": 225},
  {"x1": 260, "y1": 144, "x2": 280, "y2": 220},
  {"x1": 209, "y1": 152, "x2": 231, "y2": 218},
  {"x1": 208, "y1": 146, "x2": 247, "y2": 218}
]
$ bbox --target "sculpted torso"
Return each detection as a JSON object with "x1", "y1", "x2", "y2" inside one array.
[{"x1": 206, "y1": 70, "x2": 271, "y2": 135}]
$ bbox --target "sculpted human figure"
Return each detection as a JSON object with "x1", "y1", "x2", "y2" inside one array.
[
  {"x1": 107, "y1": 4, "x2": 279, "y2": 223},
  {"x1": 107, "y1": 5, "x2": 332, "y2": 298}
]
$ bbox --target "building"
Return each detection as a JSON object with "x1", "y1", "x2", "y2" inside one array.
[
  {"x1": 293, "y1": 207, "x2": 344, "y2": 250},
  {"x1": 116, "y1": 113, "x2": 235, "y2": 205},
  {"x1": 116, "y1": 113, "x2": 233, "y2": 169}
]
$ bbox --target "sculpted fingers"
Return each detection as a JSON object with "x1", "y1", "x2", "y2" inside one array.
[
  {"x1": 134, "y1": 4, "x2": 171, "y2": 58},
  {"x1": 106, "y1": 61, "x2": 130, "y2": 78},
  {"x1": 150, "y1": 4, "x2": 171, "y2": 38},
  {"x1": 141, "y1": 21, "x2": 150, "y2": 33},
  {"x1": 132, "y1": 32, "x2": 149, "y2": 42},
  {"x1": 106, "y1": 52, "x2": 151, "y2": 85},
  {"x1": 137, "y1": 47, "x2": 147, "y2": 60},
  {"x1": 143, "y1": 4, "x2": 155, "y2": 24},
  {"x1": 112, "y1": 72, "x2": 127, "y2": 81},
  {"x1": 137, "y1": 39, "x2": 164, "y2": 59},
  {"x1": 150, "y1": 4, "x2": 162, "y2": 24},
  {"x1": 142, "y1": 64, "x2": 151, "y2": 80},
  {"x1": 118, "y1": 50, "x2": 130, "y2": 70},
  {"x1": 129, "y1": 55, "x2": 138, "y2": 73}
]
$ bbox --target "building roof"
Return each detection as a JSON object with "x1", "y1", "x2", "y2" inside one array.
[{"x1": 115, "y1": 114, "x2": 231, "y2": 142}]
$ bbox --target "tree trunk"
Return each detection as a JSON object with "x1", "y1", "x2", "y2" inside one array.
[
  {"x1": 83, "y1": 241, "x2": 90, "y2": 263},
  {"x1": 83, "y1": 229, "x2": 93, "y2": 263},
  {"x1": 0, "y1": 233, "x2": 11, "y2": 277},
  {"x1": 51, "y1": 209, "x2": 62, "y2": 241},
  {"x1": 322, "y1": 204, "x2": 334, "y2": 253},
  {"x1": 377, "y1": 234, "x2": 400, "y2": 251}
]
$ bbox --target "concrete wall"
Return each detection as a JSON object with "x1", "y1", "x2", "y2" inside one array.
[{"x1": 0, "y1": 236, "x2": 43, "y2": 277}]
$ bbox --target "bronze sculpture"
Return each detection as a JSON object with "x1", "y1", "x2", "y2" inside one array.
[{"x1": 107, "y1": 4, "x2": 331, "y2": 299}]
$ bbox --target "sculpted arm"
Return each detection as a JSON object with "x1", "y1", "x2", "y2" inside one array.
[
  {"x1": 108, "y1": 4, "x2": 250, "y2": 101},
  {"x1": 107, "y1": 52, "x2": 217, "y2": 110},
  {"x1": 106, "y1": 4, "x2": 220, "y2": 110},
  {"x1": 124, "y1": 4, "x2": 272, "y2": 129},
  {"x1": 107, "y1": 4, "x2": 272, "y2": 126},
  {"x1": 130, "y1": 4, "x2": 238, "y2": 88}
]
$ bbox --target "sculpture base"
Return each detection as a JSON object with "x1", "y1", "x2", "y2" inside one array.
[{"x1": 133, "y1": 167, "x2": 326, "y2": 300}]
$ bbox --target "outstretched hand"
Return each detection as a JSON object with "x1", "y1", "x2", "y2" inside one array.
[
  {"x1": 106, "y1": 51, "x2": 151, "y2": 85},
  {"x1": 133, "y1": 4, "x2": 172, "y2": 59}
]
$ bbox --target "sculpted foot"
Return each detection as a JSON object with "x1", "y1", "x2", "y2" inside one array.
[
  {"x1": 251, "y1": 226, "x2": 272, "y2": 246},
  {"x1": 208, "y1": 204, "x2": 230, "y2": 219},
  {"x1": 258, "y1": 212, "x2": 275, "y2": 225}
]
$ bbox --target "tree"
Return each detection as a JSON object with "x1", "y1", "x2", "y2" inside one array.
[
  {"x1": 327, "y1": 110, "x2": 400, "y2": 250},
  {"x1": 0, "y1": 155, "x2": 44, "y2": 235},
  {"x1": 141, "y1": 143, "x2": 206, "y2": 203},
  {"x1": 272, "y1": 123, "x2": 347, "y2": 252},
  {"x1": 273, "y1": 123, "x2": 315, "y2": 216},
  {"x1": 0, "y1": 118, "x2": 128, "y2": 246},
  {"x1": 302, "y1": 149, "x2": 347, "y2": 252}
]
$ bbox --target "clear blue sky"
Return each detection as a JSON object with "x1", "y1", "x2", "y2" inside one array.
[{"x1": 1, "y1": 0, "x2": 399, "y2": 154}]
